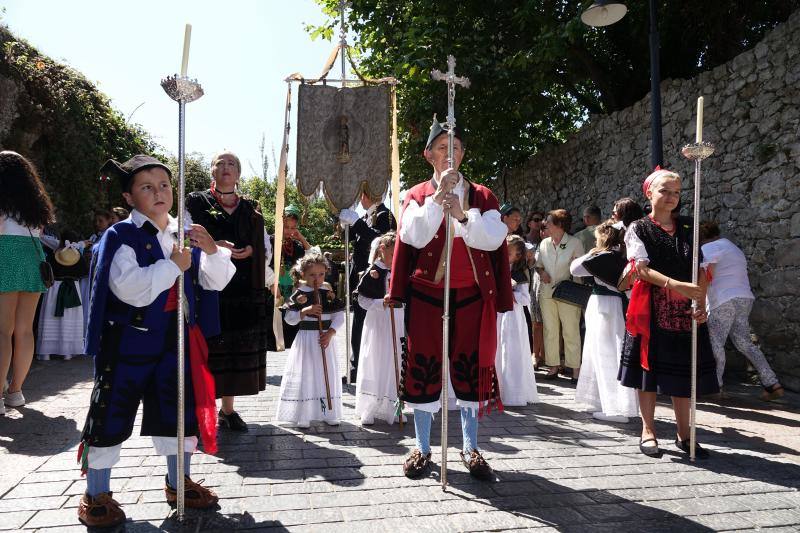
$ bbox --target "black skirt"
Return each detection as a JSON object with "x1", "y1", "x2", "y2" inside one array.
[
  {"x1": 207, "y1": 288, "x2": 274, "y2": 397},
  {"x1": 618, "y1": 320, "x2": 718, "y2": 398}
]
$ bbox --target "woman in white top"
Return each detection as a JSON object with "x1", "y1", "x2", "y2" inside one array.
[
  {"x1": 535, "y1": 209, "x2": 585, "y2": 380},
  {"x1": 0, "y1": 151, "x2": 56, "y2": 415},
  {"x1": 699, "y1": 221, "x2": 783, "y2": 401}
]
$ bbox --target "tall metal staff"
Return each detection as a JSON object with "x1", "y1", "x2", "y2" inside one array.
[
  {"x1": 430, "y1": 55, "x2": 470, "y2": 490},
  {"x1": 339, "y1": 0, "x2": 354, "y2": 385},
  {"x1": 681, "y1": 96, "x2": 714, "y2": 463},
  {"x1": 161, "y1": 24, "x2": 203, "y2": 521}
]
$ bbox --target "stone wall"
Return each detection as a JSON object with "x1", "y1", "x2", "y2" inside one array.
[{"x1": 505, "y1": 12, "x2": 800, "y2": 390}]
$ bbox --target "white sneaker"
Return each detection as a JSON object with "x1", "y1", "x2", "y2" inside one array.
[
  {"x1": 4, "y1": 390, "x2": 25, "y2": 408},
  {"x1": 360, "y1": 415, "x2": 375, "y2": 426},
  {"x1": 592, "y1": 411, "x2": 629, "y2": 423},
  {"x1": 324, "y1": 419, "x2": 340, "y2": 426}
]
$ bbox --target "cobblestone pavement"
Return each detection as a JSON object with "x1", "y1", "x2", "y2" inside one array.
[{"x1": 1, "y1": 337, "x2": 799, "y2": 532}]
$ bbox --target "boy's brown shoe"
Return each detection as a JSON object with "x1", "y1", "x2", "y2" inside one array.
[
  {"x1": 165, "y1": 476, "x2": 219, "y2": 509},
  {"x1": 77, "y1": 492, "x2": 126, "y2": 528}
]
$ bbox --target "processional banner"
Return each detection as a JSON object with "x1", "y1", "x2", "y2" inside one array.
[{"x1": 296, "y1": 83, "x2": 391, "y2": 210}]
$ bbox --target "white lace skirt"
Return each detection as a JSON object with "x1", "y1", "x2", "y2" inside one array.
[
  {"x1": 495, "y1": 304, "x2": 539, "y2": 406},
  {"x1": 355, "y1": 306, "x2": 404, "y2": 423},
  {"x1": 275, "y1": 329, "x2": 343, "y2": 425},
  {"x1": 36, "y1": 280, "x2": 85, "y2": 358},
  {"x1": 575, "y1": 294, "x2": 639, "y2": 417}
]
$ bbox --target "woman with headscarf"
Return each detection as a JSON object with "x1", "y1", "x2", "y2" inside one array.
[
  {"x1": 618, "y1": 168, "x2": 718, "y2": 458},
  {"x1": 186, "y1": 151, "x2": 275, "y2": 432}
]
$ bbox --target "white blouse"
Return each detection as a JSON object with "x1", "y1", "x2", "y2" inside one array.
[
  {"x1": 109, "y1": 210, "x2": 236, "y2": 308},
  {"x1": 0, "y1": 215, "x2": 40, "y2": 237},
  {"x1": 399, "y1": 175, "x2": 507, "y2": 252}
]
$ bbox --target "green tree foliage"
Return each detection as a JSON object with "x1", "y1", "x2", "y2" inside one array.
[
  {"x1": 0, "y1": 25, "x2": 153, "y2": 235},
  {"x1": 168, "y1": 151, "x2": 211, "y2": 197},
  {"x1": 310, "y1": 0, "x2": 799, "y2": 188}
]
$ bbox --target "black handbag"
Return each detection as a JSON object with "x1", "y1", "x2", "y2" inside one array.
[
  {"x1": 29, "y1": 230, "x2": 54, "y2": 289},
  {"x1": 552, "y1": 279, "x2": 592, "y2": 308}
]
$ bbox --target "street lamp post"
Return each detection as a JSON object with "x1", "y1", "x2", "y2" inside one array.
[{"x1": 582, "y1": 0, "x2": 663, "y2": 169}]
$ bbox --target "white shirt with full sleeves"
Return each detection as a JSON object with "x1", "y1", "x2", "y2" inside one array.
[
  {"x1": 398, "y1": 175, "x2": 507, "y2": 252},
  {"x1": 109, "y1": 210, "x2": 236, "y2": 308}
]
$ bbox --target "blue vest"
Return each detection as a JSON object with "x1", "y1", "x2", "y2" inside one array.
[{"x1": 85, "y1": 219, "x2": 220, "y2": 361}]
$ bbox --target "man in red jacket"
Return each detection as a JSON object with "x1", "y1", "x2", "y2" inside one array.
[{"x1": 390, "y1": 117, "x2": 513, "y2": 481}]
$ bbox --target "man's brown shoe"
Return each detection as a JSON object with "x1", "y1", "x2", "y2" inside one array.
[
  {"x1": 77, "y1": 492, "x2": 126, "y2": 527},
  {"x1": 460, "y1": 449, "x2": 494, "y2": 481},
  {"x1": 403, "y1": 449, "x2": 432, "y2": 479},
  {"x1": 165, "y1": 476, "x2": 219, "y2": 509}
]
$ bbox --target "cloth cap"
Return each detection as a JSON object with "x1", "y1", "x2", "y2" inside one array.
[
  {"x1": 284, "y1": 204, "x2": 302, "y2": 218},
  {"x1": 99, "y1": 155, "x2": 172, "y2": 192},
  {"x1": 425, "y1": 114, "x2": 464, "y2": 149},
  {"x1": 499, "y1": 203, "x2": 518, "y2": 216},
  {"x1": 642, "y1": 166, "x2": 680, "y2": 195}
]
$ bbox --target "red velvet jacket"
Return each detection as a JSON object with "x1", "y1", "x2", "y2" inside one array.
[{"x1": 389, "y1": 178, "x2": 513, "y2": 313}]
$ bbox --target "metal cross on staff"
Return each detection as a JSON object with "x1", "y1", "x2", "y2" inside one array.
[{"x1": 430, "y1": 55, "x2": 469, "y2": 490}]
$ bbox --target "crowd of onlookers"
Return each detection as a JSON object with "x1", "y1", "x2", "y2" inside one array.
[{"x1": 496, "y1": 198, "x2": 783, "y2": 402}]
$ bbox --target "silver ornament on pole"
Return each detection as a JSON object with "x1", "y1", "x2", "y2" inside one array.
[
  {"x1": 681, "y1": 131, "x2": 714, "y2": 463},
  {"x1": 161, "y1": 32, "x2": 204, "y2": 520},
  {"x1": 431, "y1": 55, "x2": 470, "y2": 490}
]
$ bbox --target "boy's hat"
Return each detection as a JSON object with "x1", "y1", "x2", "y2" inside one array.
[
  {"x1": 425, "y1": 114, "x2": 463, "y2": 150},
  {"x1": 100, "y1": 155, "x2": 172, "y2": 192}
]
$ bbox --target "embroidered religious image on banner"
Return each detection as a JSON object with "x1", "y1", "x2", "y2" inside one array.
[{"x1": 296, "y1": 84, "x2": 391, "y2": 210}]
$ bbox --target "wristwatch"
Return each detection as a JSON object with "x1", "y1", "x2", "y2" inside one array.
[{"x1": 457, "y1": 215, "x2": 468, "y2": 224}]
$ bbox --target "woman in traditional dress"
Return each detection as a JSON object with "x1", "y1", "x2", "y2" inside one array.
[
  {"x1": 571, "y1": 220, "x2": 638, "y2": 422},
  {"x1": 186, "y1": 151, "x2": 275, "y2": 431},
  {"x1": 36, "y1": 232, "x2": 89, "y2": 360},
  {"x1": 496, "y1": 235, "x2": 539, "y2": 406},
  {"x1": 618, "y1": 168, "x2": 718, "y2": 458},
  {"x1": 0, "y1": 151, "x2": 55, "y2": 415}
]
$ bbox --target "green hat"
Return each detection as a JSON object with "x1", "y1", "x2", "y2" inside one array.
[
  {"x1": 284, "y1": 204, "x2": 302, "y2": 218},
  {"x1": 500, "y1": 203, "x2": 518, "y2": 216},
  {"x1": 425, "y1": 114, "x2": 464, "y2": 150}
]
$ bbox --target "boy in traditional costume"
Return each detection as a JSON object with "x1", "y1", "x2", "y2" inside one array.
[
  {"x1": 389, "y1": 118, "x2": 512, "y2": 480},
  {"x1": 77, "y1": 155, "x2": 235, "y2": 527}
]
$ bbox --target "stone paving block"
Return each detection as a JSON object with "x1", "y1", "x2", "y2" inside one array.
[
  {"x1": 273, "y1": 507, "x2": 344, "y2": 526},
  {"x1": 4, "y1": 481, "x2": 70, "y2": 498},
  {"x1": 0, "y1": 510, "x2": 34, "y2": 530},
  {"x1": 0, "y1": 495, "x2": 67, "y2": 512},
  {"x1": 23, "y1": 508, "x2": 78, "y2": 529},
  {"x1": 731, "y1": 509, "x2": 800, "y2": 528}
]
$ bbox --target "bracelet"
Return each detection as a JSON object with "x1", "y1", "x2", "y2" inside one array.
[{"x1": 458, "y1": 215, "x2": 468, "y2": 224}]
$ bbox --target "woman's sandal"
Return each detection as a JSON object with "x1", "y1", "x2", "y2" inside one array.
[
  {"x1": 639, "y1": 437, "x2": 661, "y2": 457},
  {"x1": 760, "y1": 383, "x2": 784, "y2": 402}
]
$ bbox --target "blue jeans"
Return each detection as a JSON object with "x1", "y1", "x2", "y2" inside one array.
[{"x1": 413, "y1": 407, "x2": 478, "y2": 455}]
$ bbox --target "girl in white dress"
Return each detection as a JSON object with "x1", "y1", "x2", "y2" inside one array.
[
  {"x1": 354, "y1": 232, "x2": 406, "y2": 425},
  {"x1": 275, "y1": 251, "x2": 345, "y2": 428},
  {"x1": 495, "y1": 235, "x2": 539, "y2": 406},
  {"x1": 570, "y1": 220, "x2": 638, "y2": 422}
]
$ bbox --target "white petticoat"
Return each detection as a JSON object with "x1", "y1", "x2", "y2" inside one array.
[
  {"x1": 575, "y1": 294, "x2": 639, "y2": 417},
  {"x1": 275, "y1": 328, "x2": 343, "y2": 425},
  {"x1": 36, "y1": 280, "x2": 85, "y2": 358},
  {"x1": 355, "y1": 304, "x2": 404, "y2": 424},
  {"x1": 495, "y1": 303, "x2": 539, "y2": 406}
]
